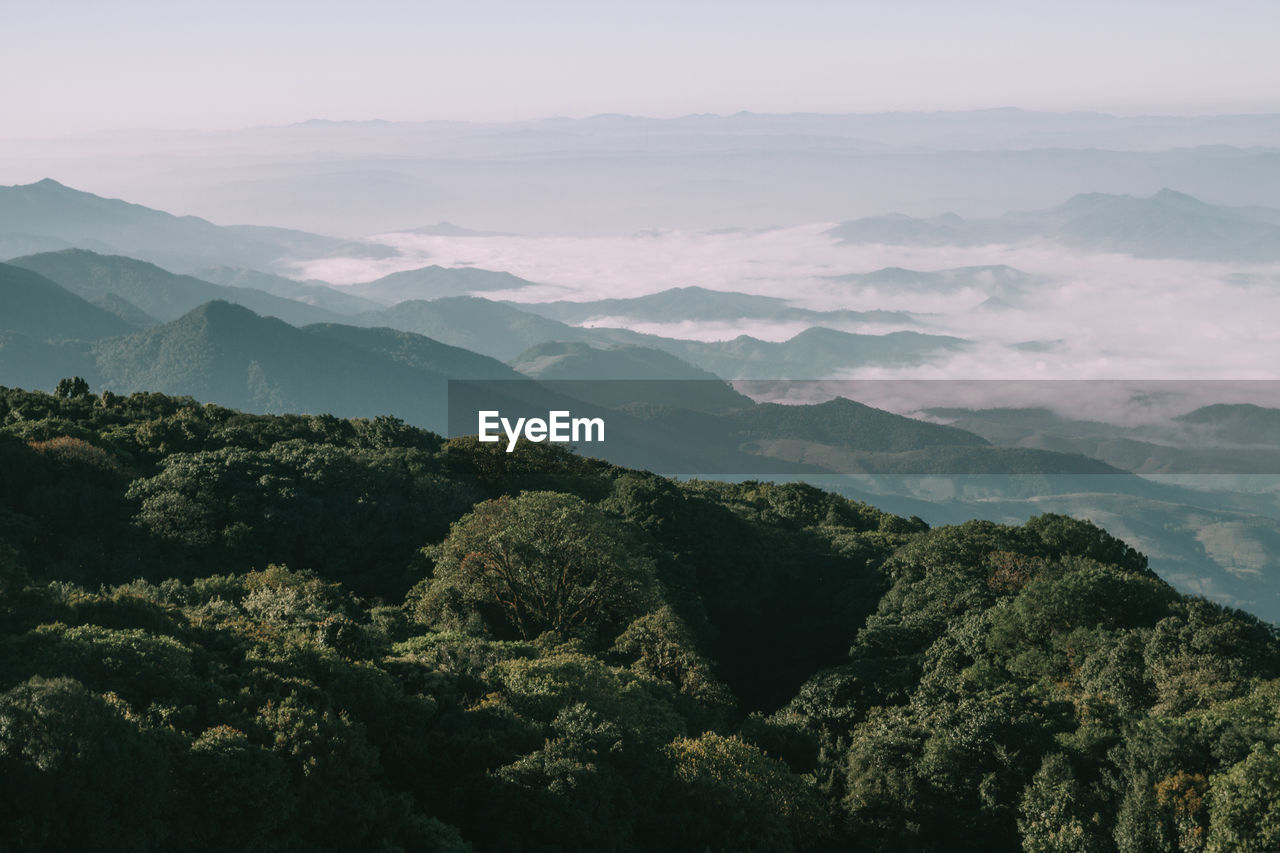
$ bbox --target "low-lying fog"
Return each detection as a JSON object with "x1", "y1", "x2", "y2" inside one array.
[{"x1": 294, "y1": 225, "x2": 1280, "y2": 385}]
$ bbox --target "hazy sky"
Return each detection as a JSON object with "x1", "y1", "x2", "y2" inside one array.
[{"x1": 4, "y1": 0, "x2": 1277, "y2": 136}]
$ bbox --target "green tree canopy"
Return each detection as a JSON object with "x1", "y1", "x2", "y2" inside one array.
[{"x1": 414, "y1": 491, "x2": 657, "y2": 644}]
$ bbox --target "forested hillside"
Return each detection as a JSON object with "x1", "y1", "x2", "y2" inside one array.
[{"x1": 2, "y1": 384, "x2": 1278, "y2": 852}]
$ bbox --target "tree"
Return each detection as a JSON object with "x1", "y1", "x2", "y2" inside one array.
[
  {"x1": 663, "y1": 732, "x2": 831, "y2": 852},
  {"x1": 54, "y1": 377, "x2": 90, "y2": 399},
  {"x1": 612, "y1": 606, "x2": 735, "y2": 710},
  {"x1": 179, "y1": 725, "x2": 293, "y2": 850},
  {"x1": 1207, "y1": 743, "x2": 1280, "y2": 852},
  {"x1": 0, "y1": 676, "x2": 171, "y2": 851},
  {"x1": 1019, "y1": 752, "x2": 1105, "y2": 853},
  {"x1": 415, "y1": 491, "x2": 657, "y2": 644}
]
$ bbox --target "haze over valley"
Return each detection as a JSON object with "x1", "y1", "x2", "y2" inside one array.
[{"x1": 3, "y1": 113, "x2": 1280, "y2": 624}]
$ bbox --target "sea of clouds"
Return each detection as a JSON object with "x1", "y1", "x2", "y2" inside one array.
[{"x1": 290, "y1": 225, "x2": 1280, "y2": 396}]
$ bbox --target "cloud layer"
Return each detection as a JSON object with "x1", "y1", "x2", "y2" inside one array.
[{"x1": 292, "y1": 225, "x2": 1280, "y2": 394}]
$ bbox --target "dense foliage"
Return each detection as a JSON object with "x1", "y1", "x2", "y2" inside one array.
[{"x1": 1, "y1": 384, "x2": 1278, "y2": 851}]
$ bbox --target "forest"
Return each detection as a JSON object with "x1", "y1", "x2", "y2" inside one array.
[{"x1": 2, "y1": 382, "x2": 1279, "y2": 852}]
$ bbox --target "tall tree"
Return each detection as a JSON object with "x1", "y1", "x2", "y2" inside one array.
[{"x1": 414, "y1": 491, "x2": 657, "y2": 644}]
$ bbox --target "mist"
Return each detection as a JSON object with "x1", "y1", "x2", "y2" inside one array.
[
  {"x1": 287, "y1": 224, "x2": 1280, "y2": 389},
  {"x1": 3, "y1": 113, "x2": 1280, "y2": 237}
]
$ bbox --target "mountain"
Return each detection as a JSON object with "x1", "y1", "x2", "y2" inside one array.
[
  {"x1": 90, "y1": 292, "x2": 158, "y2": 328},
  {"x1": 440, "y1": 374, "x2": 1119, "y2": 480},
  {"x1": 510, "y1": 341, "x2": 726, "y2": 382},
  {"x1": 359, "y1": 296, "x2": 965, "y2": 376},
  {"x1": 1007, "y1": 188, "x2": 1280, "y2": 261},
  {"x1": 353, "y1": 296, "x2": 611, "y2": 360},
  {"x1": 4, "y1": 249, "x2": 972, "y2": 395},
  {"x1": 579, "y1": 389, "x2": 1128, "y2": 482},
  {"x1": 0, "y1": 179, "x2": 380, "y2": 274},
  {"x1": 727, "y1": 397, "x2": 989, "y2": 452},
  {"x1": 12, "y1": 271, "x2": 1274, "y2": 621},
  {"x1": 1173, "y1": 403, "x2": 1280, "y2": 446},
  {"x1": 48, "y1": 113, "x2": 1280, "y2": 236},
  {"x1": 925, "y1": 404, "x2": 1280, "y2": 474},
  {"x1": 0, "y1": 231, "x2": 75, "y2": 260},
  {"x1": 660, "y1": 327, "x2": 970, "y2": 379},
  {"x1": 301, "y1": 323, "x2": 526, "y2": 381},
  {"x1": 7, "y1": 374, "x2": 1280, "y2": 851},
  {"x1": 0, "y1": 262, "x2": 135, "y2": 340},
  {"x1": 0, "y1": 333, "x2": 91, "y2": 392},
  {"x1": 706, "y1": 397, "x2": 1123, "y2": 476},
  {"x1": 508, "y1": 342, "x2": 754, "y2": 413},
  {"x1": 88, "y1": 301, "x2": 522, "y2": 431},
  {"x1": 196, "y1": 266, "x2": 383, "y2": 315},
  {"x1": 8, "y1": 250, "x2": 346, "y2": 326},
  {"x1": 813, "y1": 465, "x2": 1280, "y2": 621},
  {"x1": 998, "y1": 490, "x2": 1280, "y2": 620},
  {"x1": 827, "y1": 189, "x2": 1280, "y2": 261},
  {"x1": 347, "y1": 265, "x2": 542, "y2": 304},
  {"x1": 516, "y1": 286, "x2": 792, "y2": 324},
  {"x1": 827, "y1": 264, "x2": 1035, "y2": 294},
  {"x1": 514, "y1": 285, "x2": 913, "y2": 326}
]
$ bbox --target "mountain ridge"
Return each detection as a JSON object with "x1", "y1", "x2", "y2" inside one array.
[{"x1": 827, "y1": 188, "x2": 1280, "y2": 260}]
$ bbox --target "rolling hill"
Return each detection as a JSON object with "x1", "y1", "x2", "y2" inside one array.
[
  {"x1": 0, "y1": 178, "x2": 386, "y2": 274},
  {"x1": 8, "y1": 250, "x2": 347, "y2": 326},
  {"x1": 197, "y1": 266, "x2": 383, "y2": 315},
  {"x1": 827, "y1": 189, "x2": 1280, "y2": 261},
  {"x1": 509, "y1": 341, "x2": 755, "y2": 413},
  {"x1": 358, "y1": 296, "x2": 967, "y2": 376},
  {"x1": 825, "y1": 264, "x2": 1036, "y2": 295},
  {"x1": 352, "y1": 296, "x2": 596, "y2": 360},
  {"x1": 510, "y1": 341, "x2": 728, "y2": 381},
  {"x1": 659, "y1": 327, "x2": 970, "y2": 378},
  {"x1": 88, "y1": 302, "x2": 523, "y2": 431},
  {"x1": 347, "y1": 265, "x2": 543, "y2": 304},
  {"x1": 515, "y1": 286, "x2": 913, "y2": 326},
  {"x1": 0, "y1": 262, "x2": 135, "y2": 340}
]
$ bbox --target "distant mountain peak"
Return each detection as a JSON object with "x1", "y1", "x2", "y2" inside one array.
[
  {"x1": 0, "y1": 179, "x2": 368, "y2": 275},
  {"x1": 1055, "y1": 191, "x2": 1116, "y2": 210},
  {"x1": 813, "y1": 396, "x2": 875, "y2": 412},
  {"x1": 183, "y1": 299, "x2": 264, "y2": 325},
  {"x1": 519, "y1": 340, "x2": 583, "y2": 357},
  {"x1": 1150, "y1": 187, "x2": 1211, "y2": 208},
  {"x1": 1056, "y1": 188, "x2": 1211, "y2": 212}
]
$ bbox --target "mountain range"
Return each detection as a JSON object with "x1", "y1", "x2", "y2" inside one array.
[
  {"x1": 514, "y1": 286, "x2": 914, "y2": 326},
  {"x1": 924, "y1": 404, "x2": 1280, "y2": 474},
  {"x1": 353, "y1": 296, "x2": 966, "y2": 375},
  {"x1": 9, "y1": 250, "x2": 348, "y2": 327},
  {"x1": 3, "y1": 178, "x2": 1280, "y2": 621},
  {"x1": 30, "y1": 113, "x2": 1280, "y2": 236},
  {"x1": 828, "y1": 189, "x2": 1280, "y2": 261},
  {"x1": 825, "y1": 264, "x2": 1036, "y2": 296},
  {"x1": 0, "y1": 262, "x2": 135, "y2": 341},
  {"x1": 346, "y1": 265, "x2": 541, "y2": 304},
  {"x1": 0, "y1": 256, "x2": 1094, "y2": 478},
  {"x1": 196, "y1": 265, "x2": 384, "y2": 314},
  {"x1": 0, "y1": 178, "x2": 392, "y2": 274}
]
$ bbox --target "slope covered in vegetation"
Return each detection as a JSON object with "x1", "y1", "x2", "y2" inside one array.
[{"x1": 1, "y1": 384, "x2": 1277, "y2": 852}]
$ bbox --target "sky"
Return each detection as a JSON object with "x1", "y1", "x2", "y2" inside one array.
[{"x1": 4, "y1": 0, "x2": 1279, "y2": 137}]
